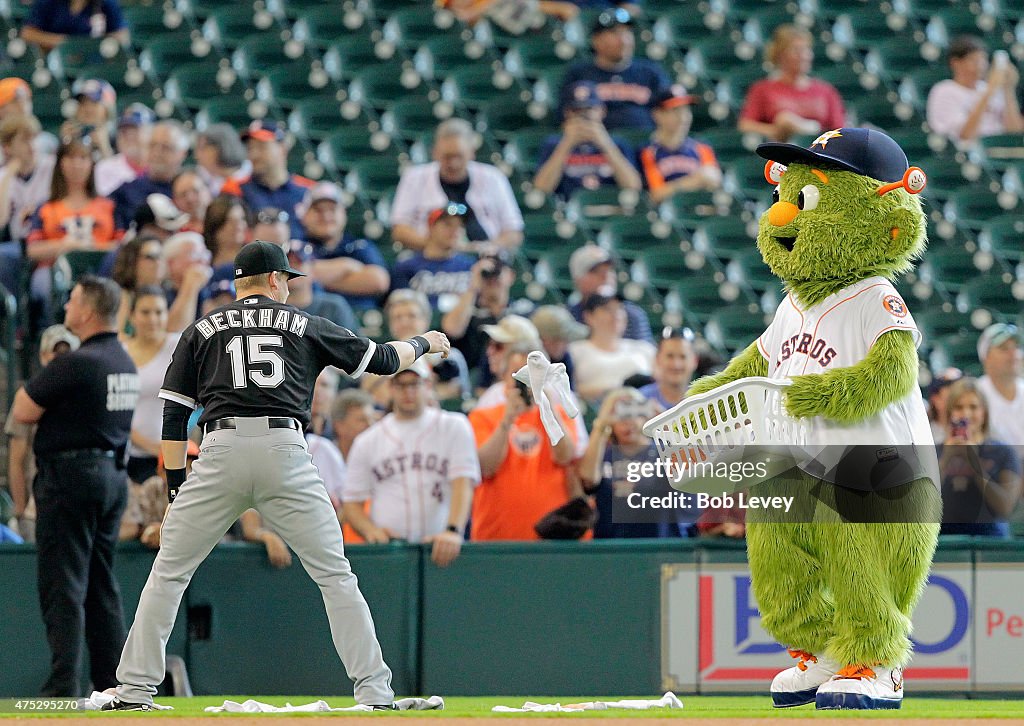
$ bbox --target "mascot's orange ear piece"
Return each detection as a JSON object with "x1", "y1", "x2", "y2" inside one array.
[
  {"x1": 764, "y1": 161, "x2": 787, "y2": 185},
  {"x1": 878, "y1": 166, "x2": 926, "y2": 196}
]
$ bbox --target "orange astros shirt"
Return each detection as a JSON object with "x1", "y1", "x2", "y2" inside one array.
[
  {"x1": 469, "y1": 403, "x2": 577, "y2": 541},
  {"x1": 26, "y1": 197, "x2": 121, "y2": 263}
]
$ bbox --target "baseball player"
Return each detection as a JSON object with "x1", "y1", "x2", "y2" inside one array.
[
  {"x1": 341, "y1": 361, "x2": 480, "y2": 567},
  {"x1": 104, "y1": 240, "x2": 450, "y2": 711}
]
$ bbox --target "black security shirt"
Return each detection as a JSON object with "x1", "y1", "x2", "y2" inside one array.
[
  {"x1": 160, "y1": 295, "x2": 380, "y2": 427},
  {"x1": 26, "y1": 331, "x2": 139, "y2": 456}
]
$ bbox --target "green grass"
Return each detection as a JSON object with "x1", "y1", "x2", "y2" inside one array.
[{"x1": 3, "y1": 696, "x2": 1024, "y2": 718}]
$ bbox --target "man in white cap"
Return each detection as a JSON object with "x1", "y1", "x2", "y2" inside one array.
[
  {"x1": 475, "y1": 314, "x2": 543, "y2": 408},
  {"x1": 976, "y1": 323, "x2": 1024, "y2": 447},
  {"x1": 342, "y1": 360, "x2": 480, "y2": 567},
  {"x1": 567, "y1": 244, "x2": 652, "y2": 342},
  {"x1": 96, "y1": 104, "x2": 156, "y2": 197},
  {"x1": 299, "y1": 181, "x2": 390, "y2": 310},
  {"x1": 4, "y1": 324, "x2": 79, "y2": 543}
]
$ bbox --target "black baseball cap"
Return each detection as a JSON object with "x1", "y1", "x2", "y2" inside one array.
[
  {"x1": 756, "y1": 127, "x2": 910, "y2": 184},
  {"x1": 580, "y1": 291, "x2": 624, "y2": 315},
  {"x1": 234, "y1": 240, "x2": 305, "y2": 280}
]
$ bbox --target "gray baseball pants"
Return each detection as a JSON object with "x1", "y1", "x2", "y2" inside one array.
[{"x1": 115, "y1": 417, "x2": 394, "y2": 705}]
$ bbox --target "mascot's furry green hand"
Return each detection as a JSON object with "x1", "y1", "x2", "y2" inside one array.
[{"x1": 679, "y1": 128, "x2": 940, "y2": 711}]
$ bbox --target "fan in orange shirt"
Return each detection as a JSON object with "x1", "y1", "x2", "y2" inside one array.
[
  {"x1": 26, "y1": 134, "x2": 122, "y2": 267},
  {"x1": 469, "y1": 350, "x2": 579, "y2": 541}
]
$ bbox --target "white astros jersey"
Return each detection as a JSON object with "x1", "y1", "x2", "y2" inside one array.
[
  {"x1": 342, "y1": 408, "x2": 481, "y2": 543},
  {"x1": 756, "y1": 276, "x2": 937, "y2": 483}
]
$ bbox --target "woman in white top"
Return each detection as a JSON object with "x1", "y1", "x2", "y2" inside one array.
[
  {"x1": 123, "y1": 285, "x2": 180, "y2": 484},
  {"x1": 569, "y1": 292, "x2": 656, "y2": 405}
]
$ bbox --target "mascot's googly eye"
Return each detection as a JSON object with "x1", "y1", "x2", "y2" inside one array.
[
  {"x1": 877, "y1": 166, "x2": 928, "y2": 196},
  {"x1": 764, "y1": 161, "x2": 786, "y2": 185},
  {"x1": 797, "y1": 184, "x2": 820, "y2": 211},
  {"x1": 771, "y1": 187, "x2": 780, "y2": 204}
]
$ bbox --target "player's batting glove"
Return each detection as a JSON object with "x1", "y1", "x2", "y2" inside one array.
[{"x1": 166, "y1": 468, "x2": 187, "y2": 503}]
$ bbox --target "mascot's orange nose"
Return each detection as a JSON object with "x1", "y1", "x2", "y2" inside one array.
[{"x1": 767, "y1": 201, "x2": 799, "y2": 227}]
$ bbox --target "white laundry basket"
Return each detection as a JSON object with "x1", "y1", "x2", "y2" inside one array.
[{"x1": 642, "y1": 377, "x2": 808, "y2": 493}]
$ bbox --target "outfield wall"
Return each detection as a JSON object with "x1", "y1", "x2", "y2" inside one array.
[{"x1": 1, "y1": 539, "x2": 1022, "y2": 697}]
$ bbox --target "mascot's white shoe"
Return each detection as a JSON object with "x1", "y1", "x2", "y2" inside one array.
[
  {"x1": 815, "y1": 664, "x2": 904, "y2": 710},
  {"x1": 771, "y1": 649, "x2": 840, "y2": 707}
]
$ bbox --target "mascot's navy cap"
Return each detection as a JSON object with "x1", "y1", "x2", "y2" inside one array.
[{"x1": 756, "y1": 128, "x2": 909, "y2": 183}]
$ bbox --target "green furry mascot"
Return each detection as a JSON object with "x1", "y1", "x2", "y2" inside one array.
[{"x1": 687, "y1": 128, "x2": 941, "y2": 710}]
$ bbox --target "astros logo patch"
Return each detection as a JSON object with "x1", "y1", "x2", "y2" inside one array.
[
  {"x1": 882, "y1": 294, "x2": 907, "y2": 317},
  {"x1": 812, "y1": 129, "x2": 843, "y2": 148}
]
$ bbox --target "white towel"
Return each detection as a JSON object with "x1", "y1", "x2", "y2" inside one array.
[
  {"x1": 492, "y1": 692, "x2": 682, "y2": 712},
  {"x1": 512, "y1": 350, "x2": 579, "y2": 446}
]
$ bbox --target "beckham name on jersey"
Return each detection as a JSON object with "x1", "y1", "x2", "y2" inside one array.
[{"x1": 194, "y1": 307, "x2": 310, "y2": 340}]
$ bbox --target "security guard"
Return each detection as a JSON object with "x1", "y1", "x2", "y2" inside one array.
[
  {"x1": 13, "y1": 275, "x2": 140, "y2": 696},
  {"x1": 105, "y1": 240, "x2": 451, "y2": 710}
]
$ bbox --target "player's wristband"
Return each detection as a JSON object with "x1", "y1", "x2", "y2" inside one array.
[
  {"x1": 405, "y1": 336, "x2": 430, "y2": 360},
  {"x1": 445, "y1": 524, "x2": 461, "y2": 534},
  {"x1": 166, "y1": 467, "x2": 186, "y2": 503}
]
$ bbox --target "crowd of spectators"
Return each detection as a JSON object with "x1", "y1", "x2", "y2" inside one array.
[{"x1": 1, "y1": 0, "x2": 1023, "y2": 559}]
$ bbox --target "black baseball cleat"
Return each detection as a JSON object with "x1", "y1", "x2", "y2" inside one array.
[
  {"x1": 102, "y1": 697, "x2": 154, "y2": 712},
  {"x1": 370, "y1": 704, "x2": 398, "y2": 711}
]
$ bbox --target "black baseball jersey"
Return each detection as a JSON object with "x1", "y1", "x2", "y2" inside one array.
[
  {"x1": 159, "y1": 294, "x2": 378, "y2": 428},
  {"x1": 26, "y1": 331, "x2": 139, "y2": 456}
]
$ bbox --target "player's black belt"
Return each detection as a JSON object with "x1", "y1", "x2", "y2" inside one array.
[{"x1": 205, "y1": 417, "x2": 302, "y2": 433}]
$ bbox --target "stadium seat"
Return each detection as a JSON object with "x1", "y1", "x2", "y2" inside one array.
[
  {"x1": 929, "y1": 332, "x2": 983, "y2": 377},
  {"x1": 847, "y1": 93, "x2": 922, "y2": 131},
  {"x1": 441, "y1": 65, "x2": 526, "y2": 112},
  {"x1": 725, "y1": 247, "x2": 779, "y2": 295},
  {"x1": 287, "y1": 97, "x2": 376, "y2": 142},
  {"x1": 348, "y1": 62, "x2": 434, "y2": 114},
  {"x1": 51, "y1": 251, "x2": 111, "y2": 311},
  {"x1": 286, "y1": 137, "x2": 329, "y2": 181},
  {"x1": 684, "y1": 39, "x2": 747, "y2": 82},
  {"x1": 914, "y1": 306, "x2": 974, "y2": 341},
  {"x1": 661, "y1": 190, "x2": 739, "y2": 230},
  {"x1": 232, "y1": 33, "x2": 313, "y2": 82},
  {"x1": 704, "y1": 303, "x2": 770, "y2": 354},
  {"x1": 919, "y1": 155, "x2": 977, "y2": 202},
  {"x1": 692, "y1": 216, "x2": 759, "y2": 263},
  {"x1": 139, "y1": 36, "x2": 220, "y2": 85},
  {"x1": 979, "y1": 134, "x2": 1024, "y2": 174},
  {"x1": 978, "y1": 213, "x2": 1024, "y2": 263},
  {"x1": 123, "y1": 5, "x2": 190, "y2": 48},
  {"x1": 567, "y1": 188, "x2": 651, "y2": 225},
  {"x1": 344, "y1": 156, "x2": 404, "y2": 201},
  {"x1": 502, "y1": 128, "x2": 555, "y2": 174},
  {"x1": 862, "y1": 38, "x2": 933, "y2": 83},
  {"x1": 919, "y1": 244, "x2": 987, "y2": 294},
  {"x1": 476, "y1": 95, "x2": 553, "y2": 141},
  {"x1": 520, "y1": 213, "x2": 590, "y2": 262},
  {"x1": 195, "y1": 96, "x2": 270, "y2": 129},
  {"x1": 637, "y1": 242, "x2": 692, "y2": 291},
  {"x1": 724, "y1": 156, "x2": 774, "y2": 204},
  {"x1": 292, "y1": 8, "x2": 380, "y2": 52},
  {"x1": 503, "y1": 37, "x2": 577, "y2": 82},
  {"x1": 201, "y1": 6, "x2": 285, "y2": 50},
  {"x1": 382, "y1": 6, "x2": 457, "y2": 50},
  {"x1": 256, "y1": 60, "x2": 340, "y2": 109},
  {"x1": 47, "y1": 37, "x2": 131, "y2": 79},
  {"x1": 534, "y1": 247, "x2": 579, "y2": 293},
  {"x1": 827, "y1": 12, "x2": 919, "y2": 54},
  {"x1": 595, "y1": 218, "x2": 660, "y2": 261},
  {"x1": 956, "y1": 273, "x2": 1021, "y2": 322},
  {"x1": 414, "y1": 37, "x2": 489, "y2": 80},
  {"x1": 693, "y1": 127, "x2": 759, "y2": 166},
  {"x1": 164, "y1": 60, "x2": 250, "y2": 109},
  {"x1": 669, "y1": 273, "x2": 740, "y2": 326},
  {"x1": 943, "y1": 188, "x2": 1016, "y2": 231},
  {"x1": 318, "y1": 126, "x2": 404, "y2": 173}
]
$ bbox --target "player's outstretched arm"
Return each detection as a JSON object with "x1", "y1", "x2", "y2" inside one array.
[
  {"x1": 783, "y1": 329, "x2": 917, "y2": 423},
  {"x1": 364, "y1": 331, "x2": 451, "y2": 376},
  {"x1": 686, "y1": 341, "x2": 768, "y2": 398}
]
